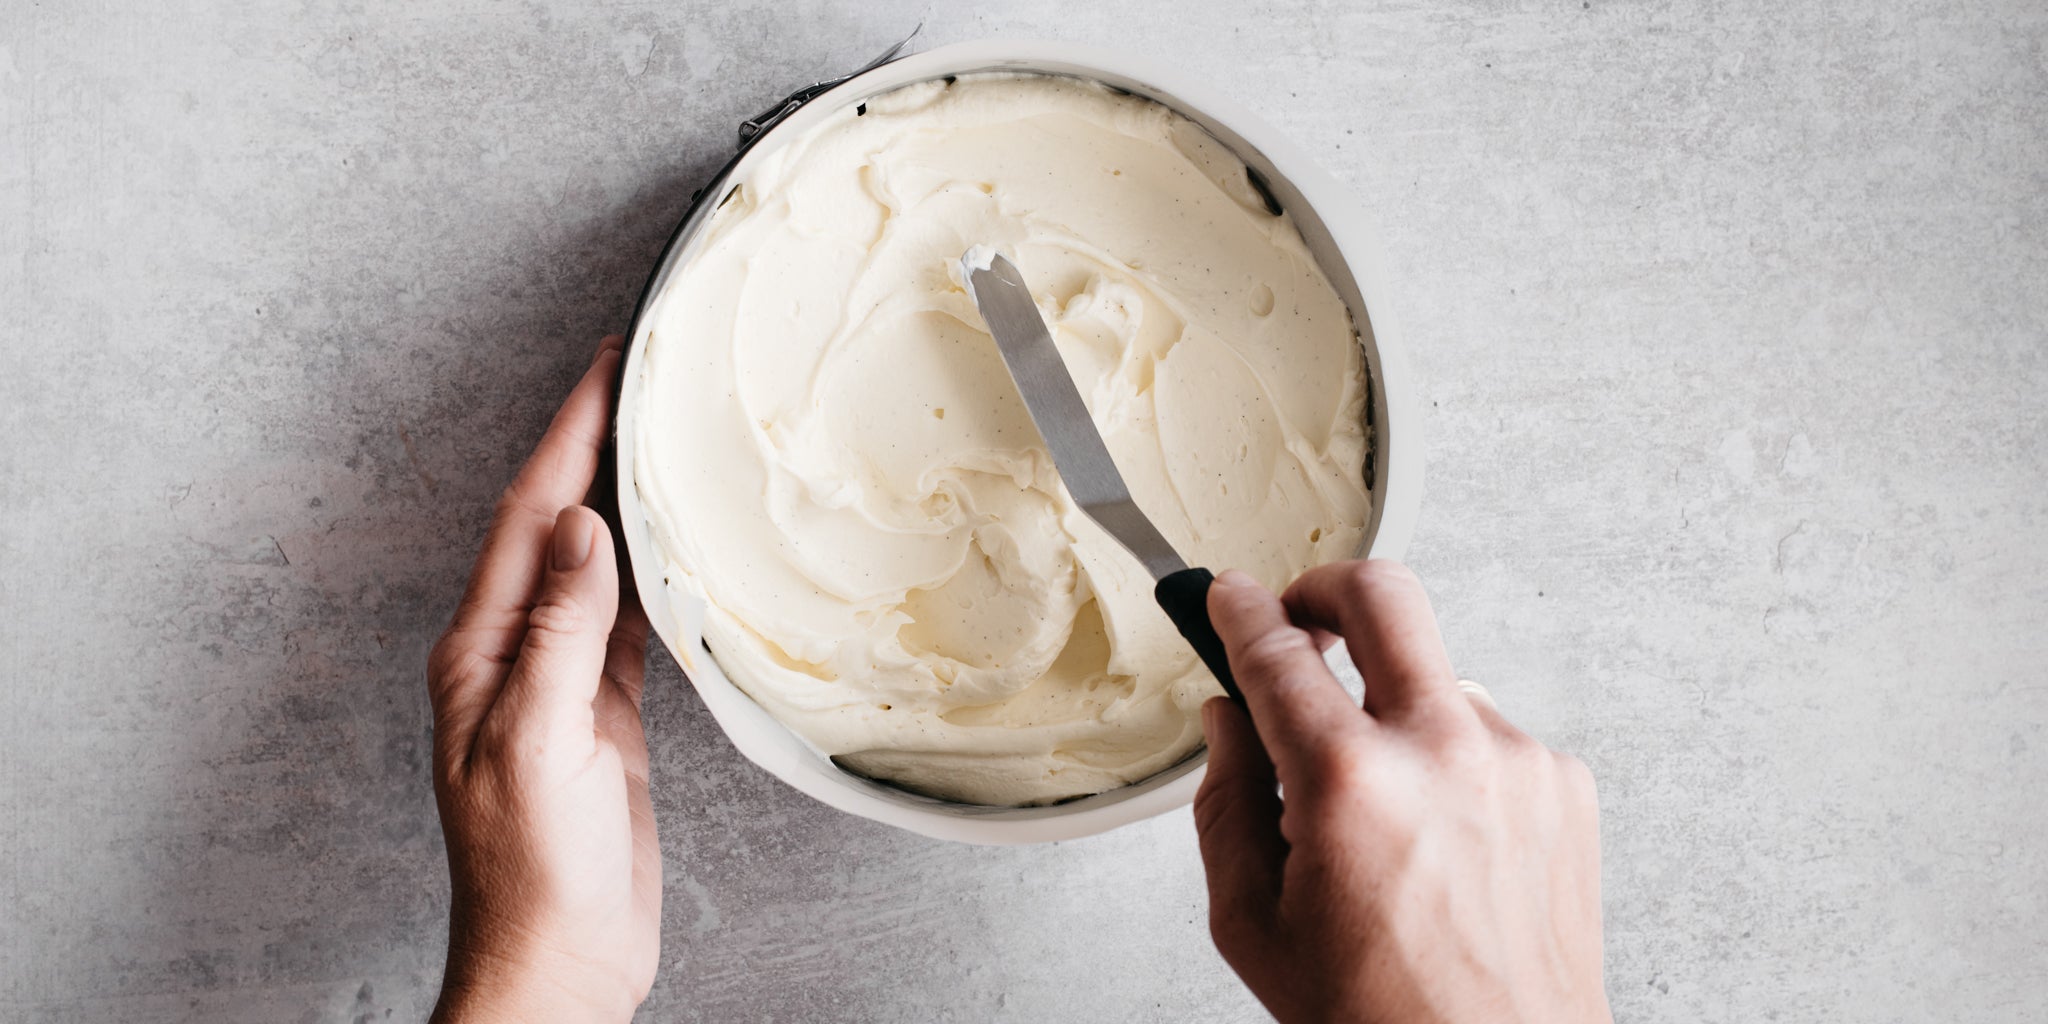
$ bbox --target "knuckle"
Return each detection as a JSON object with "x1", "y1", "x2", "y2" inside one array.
[
  {"x1": 1342, "y1": 559, "x2": 1422, "y2": 602},
  {"x1": 1555, "y1": 751, "x2": 1599, "y2": 803},
  {"x1": 431, "y1": 711, "x2": 487, "y2": 782},
  {"x1": 432, "y1": 736, "x2": 470, "y2": 787},
  {"x1": 1493, "y1": 725, "x2": 1547, "y2": 763},
  {"x1": 1207, "y1": 909, "x2": 1259, "y2": 962},
  {"x1": 1235, "y1": 628, "x2": 1316, "y2": 679},
  {"x1": 427, "y1": 638, "x2": 493, "y2": 694},
  {"x1": 426, "y1": 628, "x2": 464, "y2": 676},
  {"x1": 1435, "y1": 720, "x2": 1499, "y2": 766},
  {"x1": 1401, "y1": 728, "x2": 1491, "y2": 794},
  {"x1": 526, "y1": 596, "x2": 590, "y2": 639},
  {"x1": 1361, "y1": 558, "x2": 1422, "y2": 585},
  {"x1": 493, "y1": 486, "x2": 557, "y2": 527},
  {"x1": 1305, "y1": 741, "x2": 1377, "y2": 798},
  {"x1": 1191, "y1": 777, "x2": 1249, "y2": 845}
]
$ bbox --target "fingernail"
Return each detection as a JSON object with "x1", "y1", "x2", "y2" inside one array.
[
  {"x1": 552, "y1": 510, "x2": 594, "y2": 571},
  {"x1": 1201, "y1": 697, "x2": 1227, "y2": 737},
  {"x1": 1214, "y1": 569, "x2": 1257, "y2": 589}
]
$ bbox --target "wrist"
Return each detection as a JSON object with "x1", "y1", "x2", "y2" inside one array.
[{"x1": 433, "y1": 942, "x2": 638, "y2": 1024}]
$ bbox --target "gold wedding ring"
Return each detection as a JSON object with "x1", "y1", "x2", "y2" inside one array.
[{"x1": 1456, "y1": 679, "x2": 1497, "y2": 709}]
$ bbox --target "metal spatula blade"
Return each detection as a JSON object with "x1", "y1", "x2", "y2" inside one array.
[{"x1": 960, "y1": 247, "x2": 1241, "y2": 701}]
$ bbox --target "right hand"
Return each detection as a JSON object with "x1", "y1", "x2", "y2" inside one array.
[{"x1": 1193, "y1": 562, "x2": 1609, "y2": 1023}]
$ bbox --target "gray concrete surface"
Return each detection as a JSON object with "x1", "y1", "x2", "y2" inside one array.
[{"x1": 3, "y1": 1, "x2": 2044, "y2": 1021}]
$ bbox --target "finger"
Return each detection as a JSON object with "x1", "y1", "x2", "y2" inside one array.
[
  {"x1": 447, "y1": 343, "x2": 623, "y2": 652},
  {"x1": 591, "y1": 595, "x2": 658, "y2": 891},
  {"x1": 626, "y1": 750, "x2": 663, "y2": 934},
  {"x1": 1193, "y1": 697, "x2": 1285, "y2": 947},
  {"x1": 597, "y1": 570, "x2": 662, "y2": 921},
  {"x1": 604, "y1": 585, "x2": 652, "y2": 713},
  {"x1": 428, "y1": 342, "x2": 621, "y2": 751},
  {"x1": 1207, "y1": 570, "x2": 1371, "y2": 786},
  {"x1": 627, "y1": 764, "x2": 662, "y2": 919},
  {"x1": 594, "y1": 672, "x2": 651, "y2": 782},
  {"x1": 483, "y1": 506, "x2": 621, "y2": 750},
  {"x1": 592, "y1": 331, "x2": 638, "y2": 711},
  {"x1": 594, "y1": 597, "x2": 652, "y2": 778},
  {"x1": 1305, "y1": 624, "x2": 1342, "y2": 652},
  {"x1": 1281, "y1": 560, "x2": 1467, "y2": 727},
  {"x1": 597, "y1": 663, "x2": 659, "y2": 897}
]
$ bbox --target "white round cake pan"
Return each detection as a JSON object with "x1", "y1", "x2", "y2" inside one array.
[{"x1": 612, "y1": 38, "x2": 1422, "y2": 844}]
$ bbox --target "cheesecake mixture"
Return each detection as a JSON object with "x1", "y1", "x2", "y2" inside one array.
[{"x1": 634, "y1": 73, "x2": 1370, "y2": 805}]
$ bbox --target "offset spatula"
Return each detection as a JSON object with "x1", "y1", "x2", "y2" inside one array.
[{"x1": 960, "y1": 248, "x2": 1241, "y2": 702}]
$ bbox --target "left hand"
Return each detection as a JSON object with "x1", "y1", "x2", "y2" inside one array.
[{"x1": 425, "y1": 335, "x2": 659, "y2": 1023}]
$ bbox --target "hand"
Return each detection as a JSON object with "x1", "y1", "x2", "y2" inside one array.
[
  {"x1": 1194, "y1": 562, "x2": 1608, "y2": 1024},
  {"x1": 425, "y1": 336, "x2": 659, "y2": 1023}
]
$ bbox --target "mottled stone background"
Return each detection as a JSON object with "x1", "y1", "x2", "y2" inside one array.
[{"x1": 2, "y1": 1, "x2": 2043, "y2": 1021}]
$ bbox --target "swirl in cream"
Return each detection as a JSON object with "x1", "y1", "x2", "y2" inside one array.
[{"x1": 634, "y1": 73, "x2": 1369, "y2": 806}]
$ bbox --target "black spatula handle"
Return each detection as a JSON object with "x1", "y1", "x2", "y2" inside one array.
[{"x1": 1154, "y1": 567, "x2": 1243, "y2": 703}]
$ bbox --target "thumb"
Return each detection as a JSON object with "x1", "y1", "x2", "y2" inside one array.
[
  {"x1": 1193, "y1": 697, "x2": 1286, "y2": 955},
  {"x1": 488, "y1": 506, "x2": 620, "y2": 743}
]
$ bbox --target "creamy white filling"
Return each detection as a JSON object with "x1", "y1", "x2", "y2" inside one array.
[{"x1": 634, "y1": 73, "x2": 1370, "y2": 806}]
